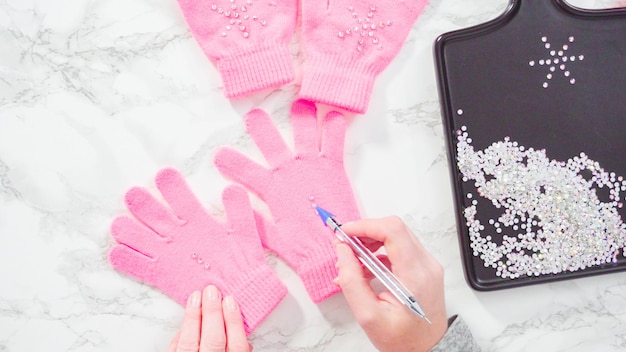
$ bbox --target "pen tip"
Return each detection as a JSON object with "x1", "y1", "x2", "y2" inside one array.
[{"x1": 314, "y1": 206, "x2": 334, "y2": 226}]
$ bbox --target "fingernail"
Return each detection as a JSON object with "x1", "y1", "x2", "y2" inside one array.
[
  {"x1": 188, "y1": 291, "x2": 201, "y2": 308},
  {"x1": 205, "y1": 285, "x2": 219, "y2": 301},
  {"x1": 224, "y1": 296, "x2": 238, "y2": 312}
]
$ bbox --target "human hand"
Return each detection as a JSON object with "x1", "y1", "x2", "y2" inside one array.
[
  {"x1": 334, "y1": 217, "x2": 448, "y2": 352},
  {"x1": 168, "y1": 285, "x2": 252, "y2": 352}
]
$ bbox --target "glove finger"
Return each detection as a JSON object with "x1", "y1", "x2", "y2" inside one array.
[
  {"x1": 109, "y1": 244, "x2": 157, "y2": 284},
  {"x1": 214, "y1": 148, "x2": 271, "y2": 197},
  {"x1": 222, "y1": 185, "x2": 258, "y2": 243},
  {"x1": 111, "y1": 215, "x2": 167, "y2": 258},
  {"x1": 155, "y1": 168, "x2": 218, "y2": 228},
  {"x1": 290, "y1": 100, "x2": 319, "y2": 154},
  {"x1": 245, "y1": 109, "x2": 292, "y2": 167},
  {"x1": 320, "y1": 111, "x2": 347, "y2": 161},
  {"x1": 125, "y1": 186, "x2": 183, "y2": 236}
]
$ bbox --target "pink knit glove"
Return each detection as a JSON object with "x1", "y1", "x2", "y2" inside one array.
[
  {"x1": 176, "y1": 0, "x2": 298, "y2": 98},
  {"x1": 300, "y1": 1, "x2": 429, "y2": 113},
  {"x1": 214, "y1": 100, "x2": 360, "y2": 302},
  {"x1": 109, "y1": 168, "x2": 286, "y2": 334}
]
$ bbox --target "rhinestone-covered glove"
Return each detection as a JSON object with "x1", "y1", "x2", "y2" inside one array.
[
  {"x1": 214, "y1": 100, "x2": 360, "y2": 302},
  {"x1": 300, "y1": 0, "x2": 429, "y2": 113},
  {"x1": 109, "y1": 168, "x2": 287, "y2": 334},
  {"x1": 176, "y1": 0, "x2": 297, "y2": 98}
]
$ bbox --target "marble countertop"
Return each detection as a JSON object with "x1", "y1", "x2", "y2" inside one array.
[{"x1": 2, "y1": 0, "x2": 626, "y2": 351}]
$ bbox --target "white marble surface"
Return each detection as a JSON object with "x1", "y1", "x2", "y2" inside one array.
[{"x1": 1, "y1": 0, "x2": 626, "y2": 351}]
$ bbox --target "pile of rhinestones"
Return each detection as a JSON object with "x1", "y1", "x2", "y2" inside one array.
[{"x1": 456, "y1": 126, "x2": 626, "y2": 279}]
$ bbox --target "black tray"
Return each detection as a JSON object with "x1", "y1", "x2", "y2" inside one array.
[{"x1": 434, "y1": 0, "x2": 626, "y2": 291}]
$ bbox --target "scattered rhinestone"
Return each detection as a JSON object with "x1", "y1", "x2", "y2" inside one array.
[{"x1": 456, "y1": 127, "x2": 626, "y2": 279}]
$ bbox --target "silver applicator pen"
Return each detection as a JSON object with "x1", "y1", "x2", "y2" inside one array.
[{"x1": 315, "y1": 206, "x2": 431, "y2": 324}]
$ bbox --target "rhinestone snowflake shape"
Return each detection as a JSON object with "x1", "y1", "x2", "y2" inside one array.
[
  {"x1": 210, "y1": 0, "x2": 267, "y2": 38},
  {"x1": 336, "y1": 5, "x2": 393, "y2": 52},
  {"x1": 528, "y1": 35, "x2": 585, "y2": 88}
]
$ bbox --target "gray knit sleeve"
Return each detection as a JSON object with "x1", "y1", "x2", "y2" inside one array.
[{"x1": 429, "y1": 315, "x2": 481, "y2": 352}]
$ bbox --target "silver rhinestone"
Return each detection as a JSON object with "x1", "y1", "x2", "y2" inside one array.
[
  {"x1": 348, "y1": 6, "x2": 353, "y2": 11},
  {"x1": 362, "y1": 24, "x2": 367, "y2": 29},
  {"x1": 241, "y1": 5, "x2": 247, "y2": 11},
  {"x1": 233, "y1": 12, "x2": 239, "y2": 18},
  {"x1": 579, "y1": 55, "x2": 584, "y2": 60},
  {"x1": 211, "y1": 4, "x2": 217, "y2": 10},
  {"x1": 545, "y1": 43, "x2": 550, "y2": 49},
  {"x1": 260, "y1": 20, "x2": 266, "y2": 26},
  {"x1": 457, "y1": 109, "x2": 464, "y2": 115},
  {"x1": 547, "y1": 73, "x2": 552, "y2": 79},
  {"x1": 570, "y1": 78, "x2": 576, "y2": 84},
  {"x1": 338, "y1": 31, "x2": 344, "y2": 38},
  {"x1": 244, "y1": 14, "x2": 249, "y2": 19},
  {"x1": 563, "y1": 44, "x2": 569, "y2": 50},
  {"x1": 192, "y1": 253, "x2": 198, "y2": 259},
  {"x1": 370, "y1": 5, "x2": 376, "y2": 11},
  {"x1": 231, "y1": 4, "x2": 237, "y2": 9},
  {"x1": 218, "y1": 7, "x2": 224, "y2": 13},
  {"x1": 229, "y1": 19, "x2": 235, "y2": 24},
  {"x1": 372, "y1": 38, "x2": 379, "y2": 44},
  {"x1": 379, "y1": 22, "x2": 385, "y2": 28},
  {"x1": 529, "y1": 60, "x2": 535, "y2": 66},
  {"x1": 569, "y1": 36, "x2": 574, "y2": 42},
  {"x1": 386, "y1": 20, "x2": 392, "y2": 26},
  {"x1": 543, "y1": 82, "x2": 548, "y2": 88},
  {"x1": 370, "y1": 24, "x2": 376, "y2": 30},
  {"x1": 360, "y1": 31, "x2": 366, "y2": 36},
  {"x1": 204, "y1": 263, "x2": 211, "y2": 270},
  {"x1": 240, "y1": 25, "x2": 246, "y2": 31},
  {"x1": 357, "y1": 18, "x2": 362, "y2": 23},
  {"x1": 564, "y1": 71, "x2": 570, "y2": 77},
  {"x1": 198, "y1": 258, "x2": 203, "y2": 264},
  {"x1": 357, "y1": 45, "x2": 362, "y2": 52},
  {"x1": 367, "y1": 12, "x2": 373, "y2": 17},
  {"x1": 224, "y1": 10, "x2": 230, "y2": 16},
  {"x1": 352, "y1": 12, "x2": 358, "y2": 18},
  {"x1": 541, "y1": 36, "x2": 547, "y2": 42},
  {"x1": 243, "y1": 32, "x2": 249, "y2": 38},
  {"x1": 358, "y1": 39, "x2": 363, "y2": 44},
  {"x1": 220, "y1": 31, "x2": 227, "y2": 37},
  {"x1": 226, "y1": 25, "x2": 231, "y2": 30},
  {"x1": 345, "y1": 29, "x2": 351, "y2": 35}
]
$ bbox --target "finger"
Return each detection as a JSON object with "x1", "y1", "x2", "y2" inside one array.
[
  {"x1": 222, "y1": 296, "x2": 250, "y2": 352},
  {"x1": 245, "y1": 109, "x2": 292, "y2": 168},
  {"x1": 156, "y1": 168, "x2": 216, "y2": 227},
  {"x1": 110, "y1": 215, "x2": 164, "y2": 258},
  {"x1": 167, "y1": 330, "x2": 181, "y2": 352},
  {"x1": 108, "y1": 244, "x2": 157, "y2": 285},
  {"x1": 222, "y1": 186, "x2": 257, "y2": 242},
  {"x1": 125, "y1": 187, "x2": 182, "y2": 236},
  {"x1": 290, "y1": 100, "x2": 319, "y2": 154},
  {"x1": 177, "y1": 291, "x2": 202, "y2": 352},
  {"x1": 199, "y1": 285, "x2": 226, "y2": 352},
  {"x1": 320, "y1": 111, "x2": 347, "y2": 161},
  {"x1": 214, "y1": 148, "x2": 271, "y2": 197},
  {"x1": 340, "y1": 217, "x2": 423, "y2": 268},
  {"x1": 335, "y1": 243, "x2": 382, "y2": 322}
]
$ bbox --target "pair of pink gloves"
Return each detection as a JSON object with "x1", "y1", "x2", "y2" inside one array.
[
  {"x1": 177, "y1": 0, "x2": 430, "y2": 114},
  {"x1": 109, "y1": 100, "x2": 360, "y2": 334}
]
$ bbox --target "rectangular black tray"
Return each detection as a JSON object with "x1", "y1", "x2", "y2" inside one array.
[{"x1": 434, "y1": 0, "x2": 626, "y2": 290}]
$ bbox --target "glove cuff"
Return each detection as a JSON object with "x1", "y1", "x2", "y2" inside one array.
[
  {"x1": 299, "y1": 54, "x2": 379, "y2": 114},
  {"x1": 232, "y1": 265, "x2": 287, "y2": 335},
  {"x1": 296, "y1": 244, "x2": 341, "y2": 303},
  {"x1": 217, "y1": 43, "x2": 295, "y2": 98}
]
